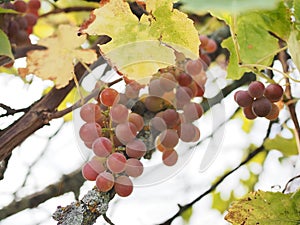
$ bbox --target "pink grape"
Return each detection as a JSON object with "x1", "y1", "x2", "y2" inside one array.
[
  {"x1": 185, "y1": 59, "x2": 203, "y2": 76},
  {"x1": 125, "y1": 82, "x2": 140, "y2": 99},
  {"x1": 109, "y1": 104, "x2": 129, "y2": 124},
  {"x1": 79, "y1": 122, "x2": 102, "y2": 143},
  {"x1": 106, "y1": 153, "x2": 127, "y2": 173},
  {"x1": 159, "y1": 72, "x2": 177, "y2": 92},
  {"x1": 14, "y1": 0, "x2": 27, "y2": 12},
  {"x1": 159, "y1": 129, "x2": 179, "y2": 149},
  {"x1": 178, "y1": 123, "x2": 199, "y2": 142},
  {"x1": 162, "y1": 149, "x2": 178, "y2": 166},
  {"x1": 144, "y1": 96, "x2": 165, "y2": 112},
  {"x1": 125, "y1": 158, "x2": 144, "y2": 177},
  {"x1": 149, "y1": 116, "x2": 167, "y2": 132},
  {"x1": 115, "y1": 122, "x2": 138, "y2": 144},
  {"x1": 92, "y1": 137, "x2": 113, "y2": 157},
  {"x1": 100, "y1": 88, "x2": 120, "y2": 107},
  {"x1": 265, "y1": 103, "x2": 280, "y2": 120},
  {"x1": 28, "y1": 0, "x2": 41, "y2": 10},
  {"x1": 252, "y1": 97, "x2": 272, "y2": 117},
  {"x1": 264, "y1": 84, "x2": 284, "y2": 102},
  {"x1": 177, "y1": 72, "x2": 192, "y2": 86},
  {"x1": 128, "y1": 113, "x2": 144, "y2": 131},
  {"x1": 176, "y1": 86, "x2": 193, "y2": 105},
  {"x1": 24, "y1": 13, "x2": 38, "y2": 26},
  {"x1": 183, "y1": 102, "x2": 203, "y2": 122},
  {"x1": 234, "y1": 90, "x2": 253, "y2": 107},
  {"x1": 114, "y1": 175, "x2": 133, "y2": 197},
  {"x1": 205, "y1": 39, "x2": 217, "y2": 53},
  {"x1": 149, "y1": 78, "x2": 165, "y2": 97},
  {"x1": 82, "y1": 162, "x2": 99, "y2": 181},
  {"x1": 96, "y1": 171, "x2": 115, "y2": 192},
  {"x1": 126, "y1": 139, "x2": 147, "y2": 158},
  {"x1": 248, "y1": 81, "x2": 265, "y2": 98},
  {"x1": 199, "y1": 35, "x2": 209, "y2": 47},
  {"x1": 162, "y1": 109, "x2": 179, "y2": 128},
  {"x1": 80, "y1": 102, "x2": 102, "y2": 123},
  {"x1": 243, "y1": 105, "x2": 257, "y2": 120},
  {"x1": 89, "y1": 156, "x2": 106, "y2": 173}
]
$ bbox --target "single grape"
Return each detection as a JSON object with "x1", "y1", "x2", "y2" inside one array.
[
  {"x1": 89, "y1": 156, "x2": 106, "y2": 174},
  {"x1": 126, "y1": 139, "x2": 147, "y2": 158},
  {"x1": 177, "y1": 72, "x2": 192, "y2": 86},
  {"x1": 192, "y1": 125, "x2": 201, "y2": 142},
  {"x1": 234, "y1": 90, "x2": 253, "y2": 107},
  {"x1": 106, "y1": 152, "x2": 127, "y2": 173},
  {"x1": 14, "y1": 0, "x2": 27, "y2": 13},
  {"x1": 8, "y1": 20, "x2": 19, "y2": 36},
  {"x1": 125, "y1": 82, "x2": 140, "y2": 99},
  {"x1": 92, "y1": 137, "x2": 113, "y2": 157},
  {"x1": 149, "y1": 78, "x2": 165, "y2": 97},
  {"x1": 205, "y1": 39, "x2": 217, "y2": 53},
  {"x1": 96, "y1": 171, "x2": 115, "y2": 192},
  {"x1": 144, "y1": 96, "x2": 165, "y2": 112},
  {"x1": 100, "y1": 88, "x2": 120, "y2": 107},
  {"x1": 162, "y1": 149, "x2": 178, "y2": 166},
  {"x1": 183, "y1": 102, "x2": 203, "y2": 122},
  {"x1": 80, "y1": 102, "x2": 102, "y2": 123},
  {"x1": 28, "y1": 0, "x2": 41, "y2": 10},
  {"x1": 159, "y1": 72, "x2": 177, "y2": 92},
  {"x1": 125, "y1": 158, "x2": 144, "y2": 177},
  {"x1": 175, "y1": 86, "x2": 193, "y2": 106},
  {"x1": 185, "y1": 59, "x2": 203, "y2": 76},
  {"x1": 16, "y1": 16, "x2": 28, "y2": 29},
  {"x1": 200, "y1": 54, "x2": 211, "y2": 67},
  {"x1": 159, "y1": 129, "x2": 179, "y2": 149},
  {"x1": 114, "y1": 175, "x2": 133, "y2": 197},
  {"x1": 265, "y1": 103, "x2": 280, "y2": 120},
  {"x1": 264, "y1": 84, "x2": 284, "y2": 102},
  {"x1": 252, "y1": 97, "x2": 272, "y2": 117},
  {"x1": 82, "y1": 162, "x2": 99, "y2": 181},
  {"x1": 149, "y1": 116, "x2": 167, "y2": 132},
  {"x1": 243, "y1": 105, "x2": 257, "y2": 120},
  {"x1": 15, "y1": 30, "x2": 30, "y2": 45},
  {"x1": 128, "y1": 113, "x2": 144, "y2": 131},
  {"x1": 24, "y1": 13, "x2": 38, "y2": 26},
  {"x1": 115, "y1": 122, "x2": 138, "y2": 144},
  {"x1": 178, "y1": 123, "x2": 200, "y2": 142},
  {"x1": 79, "y1": 122, "x2": 102, "y2": 143},
  {"x1": 162, "y1": 109, "x2": 180, "y2": 128},
  {"x1": 155, "y1": 137, "x2": 168, "y2": 152},
  {"x1": 109, "y1": 104, "x2": 129, "y2": 124},
  {"x1": 248, "y1": 81, "x2": 265, "y2": 98},
  {"x1": 199, "y1": 35, "x2": 209, "y2": 47}
]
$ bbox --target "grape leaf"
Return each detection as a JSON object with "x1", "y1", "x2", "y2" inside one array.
[
  {"x1": 180, "y1": 0, "x2": 280, "y2": 13},
  {"x1": 0, "y1": 29, "x2": 13, "y2": 59},
  {"x1": 80, "y1": 0, "x2": 199, "y2": 81},
  {"x1": 181, "y1": 207, "x2": 193, "y2": 223},
  {"x1": 19, "y1": 25, "x2": 97, "y2": 88},
  {"x1": 287, "y1": 30, "x2": 300, "y2": 71},
  {"x1": 294, "y1": 0, "x2": 300, "y2": 30},
  {"x1": 225, "y1": 190, "x2": 300, "y2": 225},
  {"x1": 264, "y1": 131, "x2": 298, "y2": 156}
]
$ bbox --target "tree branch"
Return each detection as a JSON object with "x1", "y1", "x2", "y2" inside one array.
[{"x1": 0, "y1": 103, "x2": 30, "y2": 118}]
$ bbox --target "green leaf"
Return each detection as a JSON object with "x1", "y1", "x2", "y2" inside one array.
[
  {"x1": 0, "y1": 8, "x2": 18, "y2": 14},
  {"x1": 80, "y1": 0, "x2": 199, "y2": 81},
  {"x1": 225, "y1": 190, "x2": 300, "y2": 225},
  {"x1": 294, "y1": 0, "x2": 300, "y2": 30},
  {"x1": 212, "y1": 191, "x2": 236, "y2": 214},
  {"x1": 0, "y1": 29, "x2": 13, "y2": 59},
  {"x1": 181, "y1": 0, "x2": 281, "y2": 14},
  {"x1": 287, "y1": 29, "x2": 300, "y2": 71},
  {"x1": 181, "y1": 207, "x2": 193, "y2": 223},
  {"x1": 264, "y1": 132, "x2": 298, "y2": 156}
]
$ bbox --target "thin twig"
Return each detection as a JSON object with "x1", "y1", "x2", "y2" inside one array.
[
  {"x1": 103, "y1": 213, "x2": 115, "y2": 225},
  {"x1": 40, "y1": 6, "x2": 96, "y2": 18},
  {"x1": 0, "y1": 103, "x2": 30, "y2": 118},
  {"x1": 282, "y1": 174, "x2": 300, "y2": 193}
]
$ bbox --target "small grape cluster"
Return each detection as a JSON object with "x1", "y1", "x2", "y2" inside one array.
[
  {"x1": 234, "y1": 81, "x2": 284, "y2": 120},
  {"x1": 0, "y1": 0, "x2": 40, "y2": 46},
  {"x1": 79, "y1": 58, "x2": 206, "y2": 197},
  {"x1": 199, "y1": 35, "x2": 218, "y2": 67}
]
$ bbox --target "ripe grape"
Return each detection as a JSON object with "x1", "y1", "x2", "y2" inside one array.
[
  {"x1": 125, "y1": 83, "x2": 140, "y2": 99},
  {"x1": 28, "y1": 0, "x2": 41, "y2": 10},
  {"x1": 159, "y1": 129, "x2": 179, "y2": 149},
  {"x1": 243, "y1": 105, "x2": 257, "y2": 120},
  {"x1": 149, "y1": 78, "x2": 165, "y2": 96},
  {"x1": 100, "y1": 88, "x2": 120, "y2": 107},
  {"x1": 109, "y1": 104, "x2": 129, "y2": 124},
  {"x1": 175, "y1": 86, "x2": 193, "y2": 105},
  {"x1": 144, "y1": 96, "x2": 165, "y2": 112},
  {"x1": 125, "y1": 139, "x2": 147, "y2": 158},
  {"x1": 128, "y1": 113, "x2": 144, "y2": 131},
  {"x1": 248, "y1": 81, "x2": 265, "y2": 98},
  {"x1": 264, "y1": 84, "x2": 284, "y2": 102},
  {"x1": 183, "y1": 102, "x2": 203, "y2": 122},
  {"x1": 177, "y1": 72, "x2": 192, "y2": 86},
  {"x1": 82, "y1": 162, "x2": 99, "y2": 181},
  {"x1": 16, "y1": 16, "x2": 28, "y2": 29},
  {"x1": 79, "y1": 122, "x2": 102, "y2": 143},
  {"x1": 89, "y1": 156, "x2": 106, "y2": 174},
  {"x1": 15, "y1": 30, "x2": 30, "y2": 45},
  {"x1": 205, "y1": 39, "x2": 217, "y2": 53},
  {"x1": 92, "y1": 137, "x2": 113, "y2": 157},
  {"x1": 185, "y1": 59, "x2": 203, "y2": 76},
  {"x1": 80, "y1": 102, "x2": 102, "y2": 123},
  {"x1": 159, "y1": 72, "x2": 177, "y2": 92},
  {"x1": 114, "y1": 175, "x2": 133, "y2": 197},
  {"x1": 115, "y1": 122, "x2": 138, "y2": 144},
  {"x1": 234, "y1": 90, "x2": 253, "y2": 107},
  {"x1": 125, "y1": 158, "x2": 144, "y2": 177},
  {"x1": 24, "y1": 13, "x2": 38, "y2": 26},
  {"x1": 162, "y1": 109, "x2": 179, "y2": 128},
  {"x1": 178, "y1": 123, "x2": 199, "y2": 142},
  {"x1": 106, "y1": 153, "x2": 127, "y2": 173},
  {"x1": 96, "y1": 171, "x2": 115, "y2": 192},
  {"x1": 149, "y1": 116, "x2": 167, "y2": 132},
  {"x1": 162, "y1": 149, "x2": 178, "y2": 166},
  {"x1": 265, "y1": 103, "x2": 280, "y2": 120},
  {"x1": 252, "y1": 97, "x2": 272, "y2": 117},
  {"x1": 199, "y1": 35, "x2": 209, "y2": 47},
  {"x1": 14, "y1": 0, "x2": 27, "y2": 13}
]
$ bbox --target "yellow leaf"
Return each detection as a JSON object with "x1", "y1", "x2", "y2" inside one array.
[
  {"x1": 80, "y1": 0, "x2": 199, "y2": 82},
  {"x1": 20, "y1": 25, "x2": 97, "y2": 88}
]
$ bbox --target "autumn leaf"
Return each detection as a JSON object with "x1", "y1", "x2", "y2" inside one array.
[
  {"x1": 80, "y1": 0, "x2": 200, "y2": 81},
  {"x1": 19, "y1": 24, "x2": 97, "y2": 88}
]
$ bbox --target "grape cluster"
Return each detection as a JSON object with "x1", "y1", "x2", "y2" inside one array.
[
  {"x1": 79, "y1": 58, "x2": 206, "y2": 197},
  {"x1": 234, "y1": 81, "x2": 284, "y2": 120},
  {"x1": 199, "y1": 34, "x2": 218, "y2": 67},
  {"x1": 0, "y1": 0, "x2": 40, "y2": 46}
]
